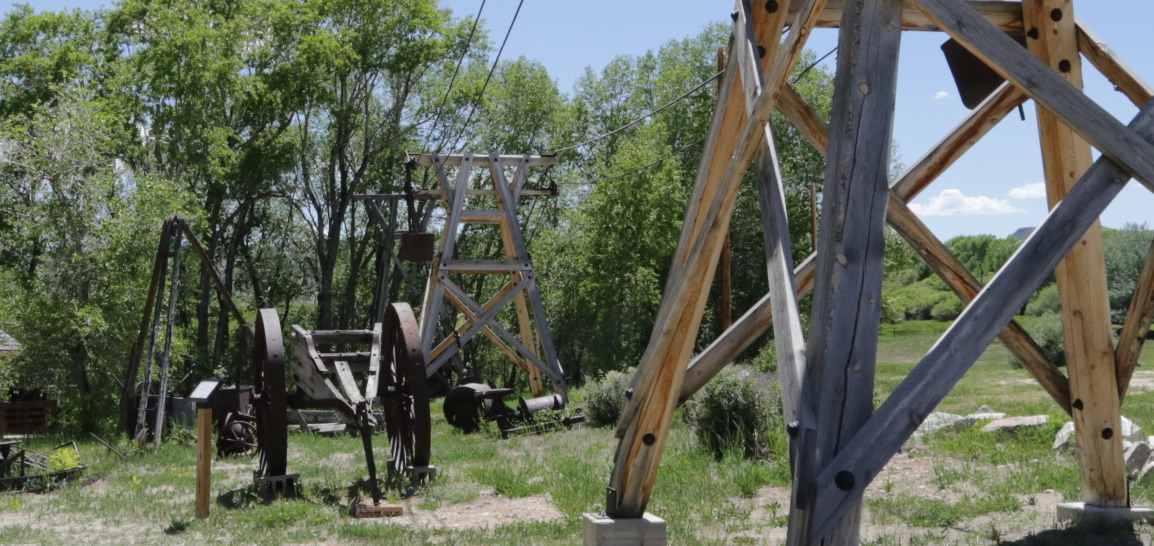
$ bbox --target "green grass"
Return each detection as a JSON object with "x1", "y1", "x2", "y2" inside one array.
[{"x1": 5, "y1": 319, "x2": 1151, "y2": 543}]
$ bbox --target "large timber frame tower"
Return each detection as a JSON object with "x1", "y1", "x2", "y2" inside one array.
[
  {"x1": 605, "y1": 0, "x2": 1154, "y2": 543},
  {"x1": 412, "y1": 152, "x2": 565, "y2": 397}
]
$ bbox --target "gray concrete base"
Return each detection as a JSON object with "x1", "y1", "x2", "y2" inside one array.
[
  {"x1": 582, "y1": 512, "x2": 667, "y2": 546},
  {"x1": 1057, "y1": 502, "x2": 1154, "y2": 524}
]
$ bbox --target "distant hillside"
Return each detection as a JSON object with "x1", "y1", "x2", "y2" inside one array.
[{"x1": 1008, "y1": 227, "x2": 1034, "y2": 241}]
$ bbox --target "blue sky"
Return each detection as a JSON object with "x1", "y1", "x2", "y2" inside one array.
[{"x1": 17, "y1": 0, "x2": 1154, "y2": 241}]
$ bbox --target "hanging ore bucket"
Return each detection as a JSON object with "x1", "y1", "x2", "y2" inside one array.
[{"x1": 399, "y1": 159, "x2": 435, "y2": 262}]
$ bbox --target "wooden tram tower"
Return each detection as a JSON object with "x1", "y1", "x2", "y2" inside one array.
[
  {"x1": 602, "y1": 0, "x2": 1154, "y2": 543},
  {"x1": 409, "y1": 152, "x2": 565, "y2": 397}
]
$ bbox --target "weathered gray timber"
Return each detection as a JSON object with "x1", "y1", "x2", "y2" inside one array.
[
  {"x1": 805, "y1": 100, "x2": 1154, "y2": 540},
  {"x1": 908, "y1": 0, "x2": 1154, "y2": 191},
  {"x1": 785, "y1": 1, "x2": 903, "y2": 543}
]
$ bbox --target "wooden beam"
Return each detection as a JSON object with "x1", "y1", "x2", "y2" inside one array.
[
  {"x1": 805, "y1": 100, "x2": 1154, "y2": 540},
  {"x1": 608, "y1": 0, "x2": 821, "y2": 519},
  {"x1": 430, "y1": 277, "x2": 529, "y2": 373},
  {"x1": 776, "y1": 83, "x2": 829, "y2": 152},
  {"x1": 429, "y1": 279, "x2": 519, "y2": 361},
  {"x1": 1115, "y1": 235, "x2": 1154, "y2": 400},
  {"x1": 907, "y1": 0, "x2": 1154, "y2": 192},
  {"x1": 788, "y1": 0, "x2": 1025, "y2": 33},
  {"x1": 437, "y1": 261, "x2": 533, "y2": 274},
  {"x1": 490, "y1": 153, "x2": 546, "y2": 396},
  {"x1": 409, "y1": 153, "x2": 557, "y2": 167},
  {"x1": 785, "y1": 1, "x2": 903, "y2": 543},
  {"x1": 1075, "y1": 20, "x2": 1154, "y2": 109},
  {"x1": 680, "y1": 62, "x2": 1025, "y2": 405},
  {"x1": 415, "y1": 188, "x2": 555, "y2": 199},
  {"x1": 886, "y1": 197, "x2": 1071, "y2": 414},
  {"x1": 738, "y1": 0, "x2": 807, "y2": 427},
  {"x1": 1023, "y1": 0, "x2": 1125, "y2": 508},
  {"x1": 749, "y1": 86, "x2": 1072, "y2": 414}
]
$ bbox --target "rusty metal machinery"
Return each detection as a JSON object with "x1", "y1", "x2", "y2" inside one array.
[
  {"x1": 443, "y1": 382, "x2": 583, "y2": 438},
  {"x1": 252, "y1": 309, "x2": 297, "y2": 497},
  {"x1": 287, "y1": 302, "x2": 434, "y2": 505},
  {"x1": 217, "y1": 412, "x2": 256, "y2": 457}
]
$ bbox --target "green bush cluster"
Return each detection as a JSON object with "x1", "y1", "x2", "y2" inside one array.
[
  {"x1": 684, "y1": 366, "x2": 781, "y2": 459},
  {"x1": 582, "y1": 368, "x2": 635, "y2": 427},
  {"x1": 1025, "y1": 284, "x2": 1060, "y2": 316},
  {"x1": 891, "y1": 279, "x2": 956, "y2": 320},
  {"x1": 1009, "y1": 312, "x2": 1066, "y2": 369}
]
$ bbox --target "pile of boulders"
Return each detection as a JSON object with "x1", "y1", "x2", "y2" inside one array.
[
  {"x1": 1053, "y1": 416, "x2": 1154, "y2": 482},
  {"x1": 912, "y1": 406, "x2": 1154, "y2": 483},
  {"x1": 912, "y1": 404, "x2": 1052, "y2": 439}
]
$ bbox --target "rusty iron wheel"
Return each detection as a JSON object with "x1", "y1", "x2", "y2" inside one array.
[
  {"x1": 217, "y1": 414, "x2": 257, "y2": 457},
  {"x1": 253, "y1": 309, "x2": 288, "y2": 478},
  {"x1": 380, "y1": 302, "x2": 431, "y2": 478}
]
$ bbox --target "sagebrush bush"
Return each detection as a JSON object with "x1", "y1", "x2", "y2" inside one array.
[
  {"x1": 684, "y1": 366, "x2": 781, "y2": 460},
  {"x1": 1009, "y1": 311, "x2": 1066, "y2": 369},
  {"x1": 930, "y1": 294, "x2": 963, "y2": 321},
  {"x1": 1026, "y1": 284, "x2": 1060, "y2": 316},
  {"x1": 583, "y1": 368, "x2": 635, "y2": 427}
]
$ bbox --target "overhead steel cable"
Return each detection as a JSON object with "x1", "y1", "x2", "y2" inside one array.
[
  {"x1": 440, "y1": 0, "x2": 525, "y2": 155},
  {"x1": 419, "y1": 0, "x2": 487, "y2": 155},
  {"x1": 558, "y1": 136, "x2": 706, "y2": 186},
  {"x1": 549, "y1": 70, "x2": 723, "y2": 155}
]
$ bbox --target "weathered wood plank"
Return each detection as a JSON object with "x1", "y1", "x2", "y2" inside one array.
[
  {"x1": 907, "y1": 0, "x2": 1154, "y2": 191},
  {"x1": 429, "y1": 280, "x2": 519, "y2": 361},
  {"x1": 1076, "y1": 20, "x2": 1154, "y2": 109},
  {"x1": 1024, "y1": 0, "x2": 1125, "y2": 508},
  {"x1": 438, "y1": 276, "x2": 559, "y2": 382},
  {"x1": 806, "y1": 100, "x2": 1154, "y2": 540},
  {"x1": 1116, "y1": 235, "x2": 1154, "y2": 400},
  {"x1": 438, "y1": 154, "x2": 473, "y2": 262},
  {"x1": 414, "y1": 188, "x2": 554, "y2": 199},
  {"x1": 681, "y1": 74, "x2": 1025, "y2": 405},
  {"x1": 428, "y1": 277, "x2": 529, "y2": 373},
  {"x1": 788, "y1": 0, "x2": 1025, "y2": 33},
  {"x1": 776, "y1": 83, "x2": 829, "y2": 152},
  {"x1": 409, "y1": 153, "x2": 557, "y2": 167},
  {"x1": 306, "y1": 330, "x2": 375, "y2": 345},
  {"x1": 786, "y1": 1, "x2": 903, "y2": 543},
  {"x1": 333, "y1": 361, "x2": 364, "y2": 405},
  {"x1": 437, "y1": 261, "x2": 533, "y2": 274},
  {"x1": 886, "y1": 197, "x2": 1071, "y2": 414},
  {"x1": 458, "y1": 209, "x2": 506, "y2": 224},
  {"x1": 608, "y1": 0, "x2": 825, "y2": 519},
  {"x1": 739, "y1": 0, "x2": 807, "y2": 427}
]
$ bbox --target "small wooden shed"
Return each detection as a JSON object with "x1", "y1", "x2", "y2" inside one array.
[{"x1": 0, "y1": 330, "x2": 21, "y2": 358}]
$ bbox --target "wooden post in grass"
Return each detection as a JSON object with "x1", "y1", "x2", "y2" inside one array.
[
  {"x1": 196, "y1": 406, "x2": 212, "y2": 519},
  {"x1": 189, "y1": 380, "x2": 222, "y2": 520}
]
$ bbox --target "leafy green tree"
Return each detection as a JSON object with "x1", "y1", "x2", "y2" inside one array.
[{"x1": 1104, "y1": 223, "x2": 1154, "y2": 324}]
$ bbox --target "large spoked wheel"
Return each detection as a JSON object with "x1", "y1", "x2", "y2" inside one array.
[
  {"x1": 380, "y1": 303, "x2": 431, "y2": 478},
  {"x1": 253, "y1": 309, "x2": 288, "y2": 478}
]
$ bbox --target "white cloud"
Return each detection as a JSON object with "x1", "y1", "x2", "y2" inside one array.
[
  {"x1": 1008, "y1": 182, "x2": 1046, "y2": 199},
  {"x1": 933, "y1": 91, "x2": 950, "y2": 100},
  {"x1": 908, "y1": 189, "x2": 1026, "y2": 216}
]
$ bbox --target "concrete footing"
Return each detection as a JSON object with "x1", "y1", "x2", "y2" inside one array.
[
  {"x1": 1056, "y1": 502, "x2": 1154, "y2": 524},
  {"x1": 582, "y1": 512, "x2": 667, "y2": 545}
]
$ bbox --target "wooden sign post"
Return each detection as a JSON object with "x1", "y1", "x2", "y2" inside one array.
[{"x1": 189, "y1": 380, "x2": 221, "y2": 520}]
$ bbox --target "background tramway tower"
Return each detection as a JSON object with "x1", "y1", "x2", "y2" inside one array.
[{"x1": 411, "y1": 152, "x2": 565, "y2": 397}]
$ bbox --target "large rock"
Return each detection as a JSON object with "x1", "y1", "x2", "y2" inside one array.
[
  {"x1": 966, "y1": 405, "x2": 1007, "y2": 421},
  {"x1": 1122, "y1": 416, "x2": 1145, "y2": 442},
  {"x1": 1124, "y1": 441, "x2": 1153, "y2": 475},
  {"x1": 1053, "y1": 421, "x2": 1076, "y2": 451},
  {"x1": 915, "y1": 412, "x2": 972, "y2": 437},
  {"x1": 981, "y1": 415, "x2": 1049, "y2": 434}
]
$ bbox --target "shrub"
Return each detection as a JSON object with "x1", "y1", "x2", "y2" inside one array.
[
  {"x1": 47, "y1": 448, "x2": 80, "y2": 472},
  {"x1": 891, "y1": 279, "x2": 953, "y2": 320},
  {"x1": 1025, "y1": 284, "x2": 1060, "y2": 316},
  {"x1": 684, "y1": 366, "x2": 780, "y2": 459},
  {"x1": 930, "y1": 294, "x2": 964, "y2": 321},
  {"x1": 583, "y1": 368, "x2": 635, "y2": 427},
  {"x1": 1009, "y1": 312, "x2": 1066, "y2": 369},
  {"x1": 753, "y1": 341, "x2": 777, "y2": 374}
]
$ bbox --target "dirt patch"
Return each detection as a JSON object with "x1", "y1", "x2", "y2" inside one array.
[{"x1": 356, "y1": 493, "x2": 564, "y2": 531}]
